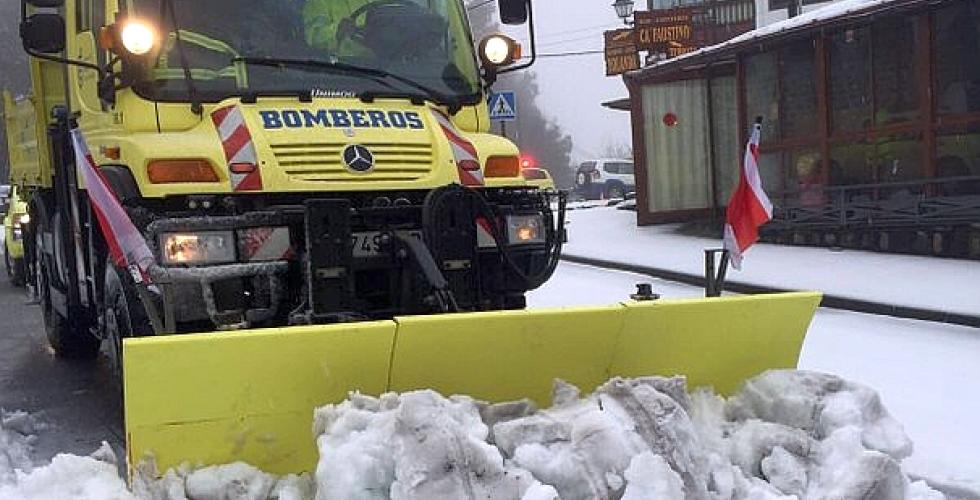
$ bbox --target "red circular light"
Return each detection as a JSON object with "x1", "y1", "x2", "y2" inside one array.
[{"x1": 663, "y1": 112, "x2": 678, "y2": 127}]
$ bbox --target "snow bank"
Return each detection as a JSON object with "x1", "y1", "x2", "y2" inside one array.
[
  {"x1": 0, "y1": 371, "x2": 951, "y2": 499},
  {"x1": 308, "y1": 371, "x2": 944, "y2": 500},
  {"x1": 311, "y1": 391, "x2": 543, "y2": 500},
  {"x1": 0, "y1": 410, "x2": 37, "y2": 485},
  {"x1": 560, "y1": 207, "x2": 980, "y2": 316},
  {"x1": 2, "y1": 411, "x2": 133, "y2": 500}
]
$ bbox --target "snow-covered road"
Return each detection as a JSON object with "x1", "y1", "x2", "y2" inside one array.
[{"x1": 529, "y1": 262, "x2": 980, "y2": 492}]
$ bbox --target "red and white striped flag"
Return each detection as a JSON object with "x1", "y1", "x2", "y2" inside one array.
[
  {"x1": 723, "y1": 119, "x2": 772, "y2": 269},
  {"x1": 71, "y1": 129, "x2": 156, "y2": 283}
]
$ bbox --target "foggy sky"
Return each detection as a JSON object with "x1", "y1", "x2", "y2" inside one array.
[{"x1": 489, "y1": 0, "x2": 634, "y2": 162}]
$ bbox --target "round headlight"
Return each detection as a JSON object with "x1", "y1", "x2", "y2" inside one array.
[
  {"x1": 120, "y1": 20, "x2": 156, "y2": 56},
  {"x1": 479, "y1": 34, "x2": 518, "y2": 67}
]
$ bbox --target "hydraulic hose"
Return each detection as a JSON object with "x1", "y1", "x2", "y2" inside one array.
[{"x1": 422, "y1": 184, "x2": 566, "y2": 291}]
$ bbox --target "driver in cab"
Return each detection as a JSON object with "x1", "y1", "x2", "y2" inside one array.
[{"x1": 301, "y1": 0, "x2": 449, "y2": 63}]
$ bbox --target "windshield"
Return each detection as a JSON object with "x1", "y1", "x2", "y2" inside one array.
[{"x1": 127, "y1": 0, "x2": 482, "y2": 104}]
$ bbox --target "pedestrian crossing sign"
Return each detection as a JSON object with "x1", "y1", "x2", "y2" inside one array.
[{"x1": 488, "y1": 91, "x2": 517, "y2": 121}]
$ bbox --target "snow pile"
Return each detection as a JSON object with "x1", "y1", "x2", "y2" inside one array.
[
  {"x1": 309, "y1": 371, "x2": 944, "y2": 500},
  {"x1": 0, "y1": 410, "x2": 37, "y2": 485},
  {"x1": 131, "y1": 461, "x2": 314, "y2": 500},
  {"x1": 311, "y1": 391, "x2": 546, "y2": 499},
  {"x1": 0, "y1": 412, "x2": 133, "y2": 500},
  {"x1": 0, "y1": 371, "x2": 951, "y2": 499}
]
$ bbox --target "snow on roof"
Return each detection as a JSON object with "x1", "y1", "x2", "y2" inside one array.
[{"x1": 629, "y1": 0, "x2": 911, "y2": 77}]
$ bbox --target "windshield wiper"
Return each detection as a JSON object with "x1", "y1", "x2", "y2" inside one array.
[
  {"x1": 162, "y1": 0, "x2": 202, "y2": 114},
  {"x1": 232, "y1": 56, "x2": 463, "y2": 112}
]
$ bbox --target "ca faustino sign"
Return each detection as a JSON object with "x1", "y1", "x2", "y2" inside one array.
[
  {"x1": 634, "y1": 9, "x2": 701, "y2": 53},
  {"x1": 604, "y1": 28, "x2": 640, "y2": 76}
]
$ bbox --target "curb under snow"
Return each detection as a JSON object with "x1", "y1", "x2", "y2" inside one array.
[{"x1": 560, "y1": 255, "x2": 980, "y2": 329}]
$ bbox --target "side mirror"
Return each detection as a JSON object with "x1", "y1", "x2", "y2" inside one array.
[
  {"x1": 498, "y1": 0, "x2": 529, "y2": 25},
  {"x1": 25, "y1": 0, "x2": 65, "y2": 6},
  {"x1": 20, "y1": 14, "x2": 66, "y2": 54}
]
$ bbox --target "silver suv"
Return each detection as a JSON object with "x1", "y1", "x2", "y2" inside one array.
[{"x1": 574, "y1": 159, "x2": 635, "y2": 200}]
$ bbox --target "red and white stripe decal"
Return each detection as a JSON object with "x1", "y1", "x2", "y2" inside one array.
[
  {"x1": 239, "y1": 227, "x2": 293, "y2": 262},
  {"x1": 430, "y1": 110, "x2": 484, "y2": 187},
  {"x1": 476, "y1": 217, "x2": 496, "y2": 248},
  {"x1": 211, "y1": 106, "x2": 263, "y2": 191},
  {"x1": 71, "y1": 129, "x2": 156, "y2": 283}
]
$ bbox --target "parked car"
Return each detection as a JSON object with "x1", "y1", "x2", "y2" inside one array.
[
  {"x1": 574, "y1": 159, "x2": 634, "y2": 200},
  {"x1": 3, "y1": 185, "x2": 28, "y2": 287},
  {"x1": 521, "y1": 167, "x2": 555, "y2": 190}
]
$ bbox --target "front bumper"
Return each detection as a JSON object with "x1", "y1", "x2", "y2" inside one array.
[{"x1": 140, "y1": 188, "x2": 563, "y2": 332}]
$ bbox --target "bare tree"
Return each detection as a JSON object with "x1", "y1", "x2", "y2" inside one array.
[{"x1": 600, "y1": 141, "x2": 633, "y2": 160}]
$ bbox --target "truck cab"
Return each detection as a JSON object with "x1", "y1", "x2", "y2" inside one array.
[{"x1": 13, "y1": 0, "x2": 564, "y2": 360}]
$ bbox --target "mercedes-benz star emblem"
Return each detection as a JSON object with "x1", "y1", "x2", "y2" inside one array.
[{"x1": 342, "y1": 144, "x2": 375, "y2": 173}]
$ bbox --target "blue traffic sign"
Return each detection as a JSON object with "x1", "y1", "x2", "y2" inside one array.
[{"x1": 488, "y1": 91, "x2": 517, "y2": 121}]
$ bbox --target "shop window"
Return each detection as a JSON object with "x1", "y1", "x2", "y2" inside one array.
[
  {"x1": 829, "y1": 141, "x2": 875, "y2": 186},
  {"x1": 873, "y1": 17, "x2": 919, "y2": 125},
  {"x1": 874, "y1": 134, "x2": 923, "y2": 186},
  {"x1": 757, "y1": 152, "x2": 785, "y2": 202},
  {"x1": 934, "y1": 0, "x2": 980, "y2": 115},
  {"x1": 785, "y1": 149, "x2": 824, "y2": 206},
  {"x1": 745, "y1": 51, "x2": 780, "y2": 143},
  {"x1": 829, "y1": 27, "x2": 871, "y2": 132},
  {"x1": 937, "y1": 124, "x2": 980, "y2": 194},
  {"x1": 779, "y1": 40, "x2": 817, "y2": 138}
]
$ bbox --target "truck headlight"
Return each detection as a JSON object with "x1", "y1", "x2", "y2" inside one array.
[
  {"x1": 120, "y1": 20, "x2": 157, "y2": 56},
  {"x1": 160, "y1": 231, "x2": 236, "y2": 265},
  {"x1": 506, "y1": 215, "x2": 545, "y2": 245},
  {"x1": 12, "y1": 214, "x2": 29, "y2": 240}
]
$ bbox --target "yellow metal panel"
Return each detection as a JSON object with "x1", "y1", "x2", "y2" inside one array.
[
  {"x1": 123, "y1": 293, "x2": 819, "y2": 477},
  {"x1": 610, "y1": 292, "x2": 822, "y2": 396},
  {"x1": 123, "y1": 321, "x2": 397, "y2": 475},
  {"x1": 388, "y1": 306, "x2": 625, "y2": 407}
]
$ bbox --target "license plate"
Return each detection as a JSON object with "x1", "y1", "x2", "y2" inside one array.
[{"x1": 351, "y1": 230, "x2": 422, "y2": 257}]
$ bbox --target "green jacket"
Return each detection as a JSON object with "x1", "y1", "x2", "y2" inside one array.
[{"x1": 303, "y1": 0, "x2": 374, "y2": 55}]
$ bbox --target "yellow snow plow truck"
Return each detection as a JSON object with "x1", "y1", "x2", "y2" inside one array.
[{"x1": 9, "y1": 0, "x2": 819, "y2": 477}]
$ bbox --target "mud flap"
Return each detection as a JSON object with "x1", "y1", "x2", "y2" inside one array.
[{"x1": 123, "y1": 292, "x2": 820, "y2": 477}]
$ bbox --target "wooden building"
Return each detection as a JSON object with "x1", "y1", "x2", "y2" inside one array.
[{"x1": 625, "y1": 0, "x2": 980, "y2": 257}]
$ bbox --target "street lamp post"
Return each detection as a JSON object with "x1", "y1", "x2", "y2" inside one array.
[{"x1": 612, "y1": 0, "x2": 635, "y2": 25}]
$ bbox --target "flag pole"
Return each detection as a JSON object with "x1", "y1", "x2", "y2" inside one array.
[{"x1": 704, "y1": 248, "x2": 730, "y2": 297}]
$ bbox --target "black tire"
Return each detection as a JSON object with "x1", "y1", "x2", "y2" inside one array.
[
  {"x1": 103, "y1": 259, "x2": 152, "y2": 393},
  {"x1": 34, "y1": 213, "x2": 100, "y2": 359},
  {"x1": 606, "y1": 184, "x2": 625, "y2": 199}
]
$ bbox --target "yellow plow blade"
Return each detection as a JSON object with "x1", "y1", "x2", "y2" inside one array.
[{"x1": 124, "y1": 291, "x2": 821, "y2": 476}]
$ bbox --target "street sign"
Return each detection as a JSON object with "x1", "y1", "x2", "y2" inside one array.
[
  {"x1": 634, "y1": 9, "x2": 704, "y2": 58},
  {"x1": 604, "y1": 28, "x2": 640, "y2": 76},
  {"x1": 488, "y1": 91, "x2": 518, "y2": 122}
]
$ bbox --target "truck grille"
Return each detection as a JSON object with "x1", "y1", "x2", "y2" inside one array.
[{"x1": 270, "y1": 142, "x2": 434, "y2": 183}]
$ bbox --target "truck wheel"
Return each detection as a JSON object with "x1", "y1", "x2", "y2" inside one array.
[
  {"x1": 35, "y1": 226, "x2": 100, "y2": 359},
  {"x1": 606, "y1": 185, "x2": 625, "y2": 199},
  {"x1": 103, "y1": 260, "x2": 152, "y2": 391}
]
